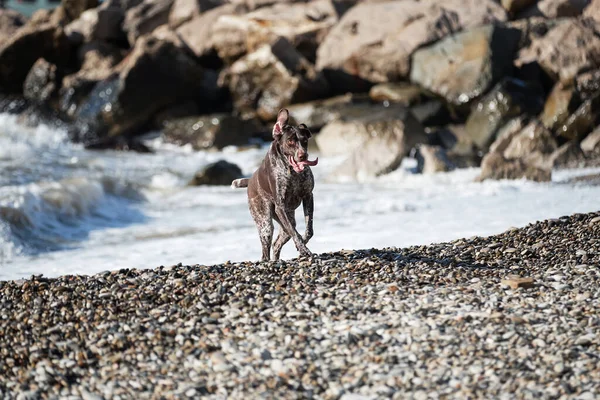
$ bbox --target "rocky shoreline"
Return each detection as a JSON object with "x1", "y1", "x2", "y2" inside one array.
[
  {"x1": 2, "y1": 0, "x2": 600, "y2": 183},
  {"x1": 1, "y1": 210, "x2": 599, "y2": 399}
]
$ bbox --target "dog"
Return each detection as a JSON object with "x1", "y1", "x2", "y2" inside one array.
[{"x1": 232, "y1": 109, "x2": 318, "y2": 261}]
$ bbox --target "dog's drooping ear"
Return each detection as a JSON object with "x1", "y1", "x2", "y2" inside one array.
[
  {"x1": 298, "y1": 123, "x2": 312, "y2": 139},
  {"x1": 273, "y1": 108, "x2": 289, "y2": 140}
]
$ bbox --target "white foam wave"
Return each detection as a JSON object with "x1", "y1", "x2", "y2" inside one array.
[{"x1": 0, "y1": 176, "x2": 145, "y2": 262}]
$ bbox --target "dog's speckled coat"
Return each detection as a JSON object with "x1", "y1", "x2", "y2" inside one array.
[{"x1": 232, "y1": 109, "x2": 317, "y2": 261}]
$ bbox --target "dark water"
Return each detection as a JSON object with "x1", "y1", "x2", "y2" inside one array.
[{"x1": 4, "y1": 0, "x2": 57, "y2": 17}]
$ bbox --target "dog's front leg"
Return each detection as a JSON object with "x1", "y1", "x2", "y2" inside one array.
[
  {"x1": 274, "y1": 205, "x2": 311, "y2": 257},
  {"x1": 302, "y1": 193, "x2": 313, "y2": 244}
]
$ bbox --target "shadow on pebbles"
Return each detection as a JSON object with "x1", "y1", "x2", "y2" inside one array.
[{"x1": 1, "y1": 212, "x2": 599, "y2": 399}]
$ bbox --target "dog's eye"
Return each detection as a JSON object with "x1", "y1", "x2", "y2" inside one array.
[{"x1": 287, "y1": 140, "x2": 295, "y2": 145}]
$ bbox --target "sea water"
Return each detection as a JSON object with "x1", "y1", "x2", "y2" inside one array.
[{"x1": 1, "y1": 113, "x2": 599, "y2": 280}]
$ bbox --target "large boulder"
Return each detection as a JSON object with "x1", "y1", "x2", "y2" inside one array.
[
  {"x1": 189, "y1": 160, "x2": 243, "y2": 186},
  {"x1": 583, "y1": 0, "x2": 600, "y2": 23},
  {"x1": 123, "y1": 0, "x2": 174, "y2": 46},
  {"x1": 431, "y1": 124, "x2": 480, "y2": 158},
  {"x1": 368, "y1": 82, "x2": 422, "y2": 105},
  {"x1": 0, "y1": 24, "x2": 70, "y2": 94},
  {"x1": 479, "y1": 119, "x2": 556, "y2": 182},
  {"x1": 219, "y1": 37, "x2": 330, "y2": 121},
  {"x1": 488, "y1": 117, "x2": 527, "y2": 154},
  {"x1": 162, "y1": 113, "x2": 261, "y2": 150},
  {"x1": 550, "y1": 141, "x2": 588, "y2": 168},
  {"x1": 555, "y1": 92, "x2": 600, "y2": 141},
  {"x1": 318, "y1": 105, "x2": 427, "y2": 180},
  {"x1": 316, "y1": 0, "x2": 507, "y2": 91},
  {"x1": 464, "y1": 78, "x2": 544, "y2": 151},
  {"x1": 59, "y1": 41, "x2": 125, "y2": 117},
  {"x1": 516, "y1": 20, "x2": 600, "y2": 84},
  {"x1": 501, "y1": 0, "x2": 537, "y2": 13},
  {"x1": 169, "y1": 0, "x2": 223, "y2": 29},
  {"x1": 211, "y1": 0, "x2": 339, "y2": 64},
  {"x1": 581, "y1": 126, "x2": 600, "y2": 152},
  {"x1": 61, "y1": 0, "x2": 99, "y2": 21},
  {"x1": 520, "y1": 0, "x2": 590, "y2": 18},
  {"x1": 286, "y1": 93, "x2": 358, "y2": 130},
  {"x1": 0, "y1": 10, "x2": 27, "y2": 47},
  {"x1": 176, "y1": 4, "x2": 240, "y2": 64},
  {"x1": 503, "y1": 120, "x2": 558, "y2": 166},
  {"x1": 540, "y1": 82, "x2": 580, "y2": 131},
  {"x1": 410, "y1": 24, "x2": 521, "y2": 106},
  {"x1": 23, "y1": 58, "x2": 59, "y2": 104},
  {"x1": 414, "y1": 144, "x2": 455, "y2": 174},
  {"x1": 478, "y1": 152, "x2": 552, "y2": 182},
  {"x1": 65, "y1": 4, "x2": 126, "y2": 44},
  {"x1": 73, "y1": 36, "x2": 221, "y2": 143}
]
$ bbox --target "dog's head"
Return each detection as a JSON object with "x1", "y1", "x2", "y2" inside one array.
[{"x1": 272, "y1": 109, "x2": 318, "y2": 173}]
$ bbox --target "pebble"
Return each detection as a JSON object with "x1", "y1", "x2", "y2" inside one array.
[
  {"x1": 501, "y1": 277, "x2": 535, "y2": 289},
  {"x1": 0, "y1": 211, "x2": 598, "y2": 398}
]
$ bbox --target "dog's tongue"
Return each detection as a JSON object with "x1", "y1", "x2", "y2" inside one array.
[{"x1": 288, "y1": 156, "x2": 318, "y2": 173}]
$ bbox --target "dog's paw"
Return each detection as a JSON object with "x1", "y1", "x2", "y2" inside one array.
[{"x1": 298, "y1": 247, "x2": 312, "y2": 258}]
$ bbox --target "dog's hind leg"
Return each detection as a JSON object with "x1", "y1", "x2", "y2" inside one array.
[
  {"x1": 250, "y1": 199, "x2": 273, "y2": 261},
  {"x1": 272, "y1": 210, "x2": 295, "y2": 261}
]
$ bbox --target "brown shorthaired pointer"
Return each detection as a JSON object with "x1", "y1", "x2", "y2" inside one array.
[{"x1": 232, "y1": 109, "x2": 318, "y2": 261}]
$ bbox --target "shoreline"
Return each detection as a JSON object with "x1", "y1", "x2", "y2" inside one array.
[{"x1": 1, "y1": 210, "x2": 599, "y2": 399}]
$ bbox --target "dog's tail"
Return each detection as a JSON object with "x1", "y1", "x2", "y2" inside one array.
[{"x1": 231, "y1": 178, "x2": 249, "y2": 189}]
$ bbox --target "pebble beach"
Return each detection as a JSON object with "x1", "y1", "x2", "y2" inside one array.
[{"x1": 1, "y1": 211, "x2": 599, "y2": 399}]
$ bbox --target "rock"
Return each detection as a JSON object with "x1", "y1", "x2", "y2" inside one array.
[
  {"x1": 415, "y1": 145, "x2": 454, "y2": 174},
  {"x1": 508, "y1": 17, "x2": 565, "y2": 50},
  {"x1": 65, "y1": 9, "x2": 99, "y2": 43},
  {"x1": 464, "y1": 78, "x2": 544, "y2": 151},
  {"x1": 488, "y1": 117, "x2": 527, "y2": 154},
  {"x1": 583, "y1": 0, "x2": 600, "y2": 23},
  {"x1": 219, "y1": 37, "x2": 330, "y2": 121},
  {"x1": 59, "y1": 42, "x2": 124, "y2": 117},
  {"x1": 316, "y1": 0, "x2": 507, "y2": 91},
  {"x1": 581, "y1": 126, "x2": 600, "y2": 152},
  {"x1": 0, "y1": 10, "x2": 27, "y2": 47},
  {"x1": 541, "y1": 82, "x2": 580, "y2": 131},
  {"x1": 530, "y1": 0, "x2": 590, "y2": 18},
  {"x1": 501, "y1": 0, "x2": 537, "y2": 13},
  {"x1": 176, "y1": 4, "x2": 239, "y2": 65},
  {"x1": 286, "y1": 93, "x2": 359, "y2": 130},
  {"x1": 550, "y1": 141, "x2": 587, "y2": 168},
  {"x1": 503, "y1": 120, "x2": 557, "y2": 167},
  {"x1": 410, "y1": 25, "x2": 521, "y2": 106},
  {"x1": 162, "y1": 113, "x2": 261, "y2": 150},
  {"x1": 368, "y1": 83, "x2": 422, "y2": 105},
  {"x1": 478, "y1": 152, "x2": 552, "y2": 182},
  {"x1": 61, "y1": 0, "x2": 99, "y2": 21},
  {"x1": 23, "y1": 58, "x2": 59, "y2": 104},
  {"x1": 323, "y1": 106, "x2": 427, "y2": 180},
  {"x1": 410, "y1": 100, "x2": 453, "y2": 127},
  {"x1": 73, "y1": 36, "x2": 220, "y2": 143},
  {"x1": 169, "y1": 0, "x2": 223, "y2": 29},
  {"x1": 501, "y1": 277, "x2": 535, "y2": 289},
  {"x1": 517, "y1": 20, "x2": 600, "y2": 84},
  {"x1": 212, "y1": 0, "x2": 339, "y2": 64},
  {"x1": 575, "y1": 69, "x2": 600, "y2": 100},
  {"x1": 556, "y1": 92, "x2": 600, "y2": 141},
  {"x1": 65, "y1": 4, "x2": 126, "y2": 44},
  {"x1": 101, "y1": 0, "x2": 144, "y2": 10},
  {"x1": 123, "y1": 0, "x2": 174, "y2": 46},
  {"x1": 27, "y1": 9, "x2": 50, "y2": 26},
  {"x1": 431, "y1": 124, "x2": 478, "y2": 157},
  {"x1": 0, "y1": 24, "x2": 70, "y2": 94},
  {"x1": 189, "y1": 160, "x2": 243, "y2": 186}
]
